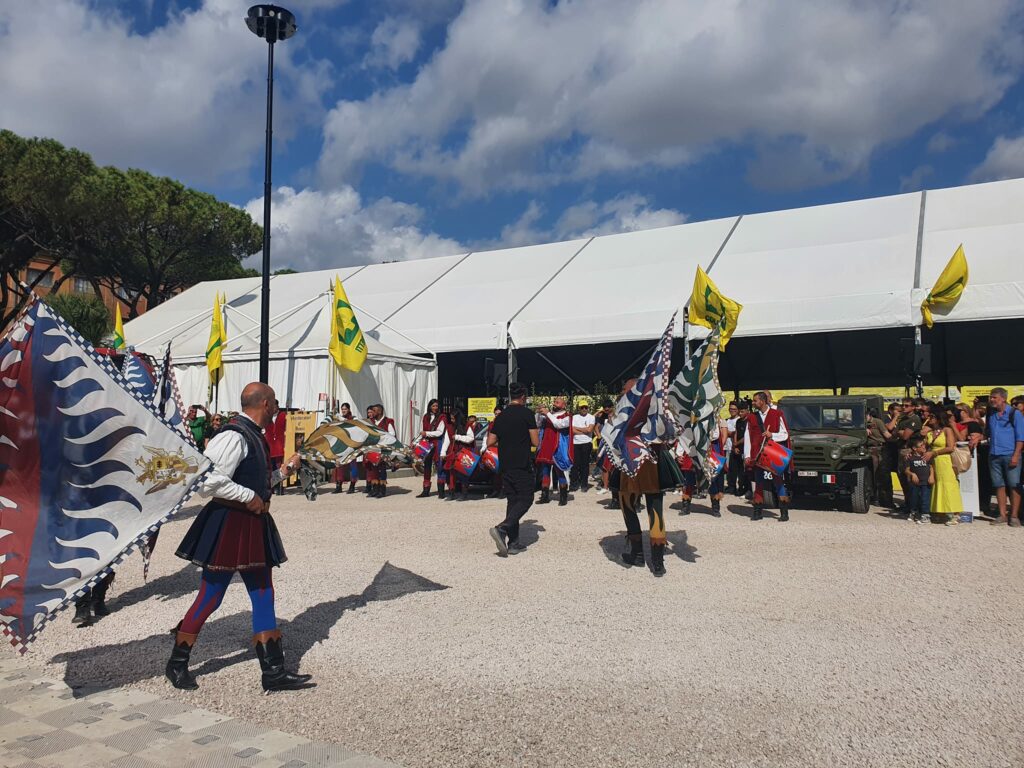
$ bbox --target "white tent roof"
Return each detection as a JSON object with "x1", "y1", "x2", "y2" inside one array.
[{"x1": 128, "y1": 178, "x2": 1024, "y2": 360}]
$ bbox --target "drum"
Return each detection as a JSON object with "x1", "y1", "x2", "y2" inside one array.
[
  {"x1": 365, "y1": 451, "x2": 382, "y2": 466},
  {"x1": 676, "y1": 452, "x2": 694, "y2": 472},
  {"x1": 480, "y1": 446, "x2": 500, "y2": 473},
  {"x1": 413, "y1": 439, "x2": 433, "y2": 462},
  {"x1": 707, "y1": 446, "x2": 727, "y2": 476},
  {"x1": 452, "y1": 447, "x2": 481, "y2": 477},
  {"x1": 754, "y1": 439, "x2": 792, "y2": 475}
]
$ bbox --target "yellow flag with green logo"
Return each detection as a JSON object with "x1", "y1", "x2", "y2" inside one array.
[
  {"x1": 688, "y1": 266, "x2": 742, "y2": 350},
  {"x1": 329, "y1": 277, "x2": 367, "y2": 372},
  {"x1": 113, "y1": 303, "x2": 126, "y2": 350},
  {"x1": 206, "y1": 293, "x2": 226, "y2": 384},
  {"x1": 921, "y1": 244, "x2": 968, "y2": 329}
]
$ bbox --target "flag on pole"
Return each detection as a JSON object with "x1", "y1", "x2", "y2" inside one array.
[
  {"x1": 921, "y1": 244, "x2": 968, "y2": 328},
  {"x1": 120, "y1": 347, "x2": 157, "y2": 402},
  {"x1": 112, "y1": 303, "x2": 126, "y2": 350},
  {"x1": 328, "y1": 277, "x2": 367, "y2": 373},
  {"x1": 599, "y1": 313, "x2": 677, "y2": 477},
  {"x1": 206, "y1": 292, "x2": 226, "y2": 385},
  {"x1": 668, "y1": 324, "x2": 726, "y2": 487},
  {"x1": 157, "y1": 342, "x2": 195, "y2": 447},
  {"x1": 688, "y1": 266, "x2": 742, "y2": 350},
  {"x1": 0, "y1": 299, "x2": 210, "y2": 652}
]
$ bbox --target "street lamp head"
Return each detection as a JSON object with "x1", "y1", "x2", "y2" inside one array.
[{"x1": 245, "y1": 5, "x2": 296, "y2": 44}]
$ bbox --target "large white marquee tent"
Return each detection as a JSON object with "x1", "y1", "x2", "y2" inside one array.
[{"x1": 127, "y1": 177, "x2": 1024, "y2": 401}]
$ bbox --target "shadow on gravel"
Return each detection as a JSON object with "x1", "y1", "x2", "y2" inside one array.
[
  {"x1": 664, "y1": 531, "x2": 699, "y2": 564},
  {"x1": 598, "y1": 531, "x2": 700, "y2": 571},
  {"x1": 54, "y1": 562, "x2": 448, "y2": 696},
  {"x1": 727, "y1": 503, "x2": 759, "y2": 519},
  {"x1": 110, "y1": 565, "x2": 202, "y2": 610},
  {"x1": 516, "y1": 520, "x2": 545, "y2": 547}
]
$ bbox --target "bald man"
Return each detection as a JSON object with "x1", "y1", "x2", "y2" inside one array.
[{"x1": 168, "y1": 383, "x2": 313, "y2": 693}]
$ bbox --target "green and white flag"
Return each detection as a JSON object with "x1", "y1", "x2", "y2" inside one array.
[{"x1": 668, "y1": 325, "x2": 726, "y2": 487}]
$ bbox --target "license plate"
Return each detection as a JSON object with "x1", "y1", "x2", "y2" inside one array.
[{"x1": 798, "y1": 470, "x2": 816, "y2": 477}]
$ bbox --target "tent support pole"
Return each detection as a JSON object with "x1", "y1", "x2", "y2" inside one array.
[
  {"x1": 536, "y1": 350, "x2": 587, "y2": 394},
  {"x1": 609, "y1": 342, "x2": 657, "y2": 388},
  {"x1": 348, "y1": 300, "x2": 435, "y2": 361}
]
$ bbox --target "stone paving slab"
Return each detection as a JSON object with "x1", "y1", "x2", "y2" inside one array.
[{"x1": 0, "y1": 657, "x2": 401, "y2": 768}]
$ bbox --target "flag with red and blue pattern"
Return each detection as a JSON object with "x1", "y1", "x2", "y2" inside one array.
[{"x1": 0, "y1": 300, "x2": 210, "y2": 652}]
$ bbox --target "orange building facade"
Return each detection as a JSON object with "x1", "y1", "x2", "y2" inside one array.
[{"x1": 5, "y1": 256, "x2": 151, "y2": 320}]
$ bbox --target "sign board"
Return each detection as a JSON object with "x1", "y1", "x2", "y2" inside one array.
[
  {"x1": 284, "y1": 411, "x2": 319, "y2": 485},
  {"x1": 467, "y1": 397, "x2": 498, "y2": 417}
]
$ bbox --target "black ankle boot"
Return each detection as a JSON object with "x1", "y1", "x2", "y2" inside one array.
[
  {"x1": 72, "y1": 595, "x2": 93, "y2": 626},
  {"x1": 417, "y1": 488, "x2": 430, "y2": 498},
  {"x1": 333, "y1": 483, "x2": 342, "y2": 494},
  {"x1": 346, "y1": 481, "x2": 356, "y2": 494},
  {"x1": 620, "y1": 535, "x2": 644, "y2": 567},
  {"x1": 92, "y1": 578, "x2": 111, "y2": 618},
  {"x1": 438, "y1": 486, "x2": 447, "y2": 500},
  {"x1": 378, "y1": 485, "x2": 387, "y2": 498},
  {"x1": 711, "y1": 498, "x2": 721, "y2": 517},
  {"x1": 558, "y1": 487, "x2": 568, "y2": 506},
  {"x1": 537, "y1": 488, "x2": 551, "y2": 505},
  {"x1": 680, "y1": 498, "x2": 691, "y2": 515},
  {"x1": 650, "y1": 543, "x2": 666, "y2": 577},
  {"x1": 778, "y1": 504, "x2": 790, "y2": 522},
  {"x1": 254, "y1": 632, "x2": 314, "y2": 692},
  {"x1": 370, "y1": 485, "x2": 380, "y2": 498},
  {"x1": 752, "y1": 505, "x2": 764, "y2": 521},
  {"x1": 165, "y1": 632, "x2": 199, "y2": 690}
]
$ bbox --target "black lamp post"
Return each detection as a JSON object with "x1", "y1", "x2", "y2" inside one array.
[{"x1": 246, "y1": 4, "x2": 297, "y2": 383}]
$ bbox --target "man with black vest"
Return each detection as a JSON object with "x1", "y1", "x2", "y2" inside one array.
[{"x1": 167, "y1": 382, "x2": 313, "y2": 693}]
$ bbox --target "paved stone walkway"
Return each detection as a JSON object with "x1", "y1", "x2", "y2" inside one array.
[{"x1": 0, "y1": 656, "x2": 400, "y2": 768}]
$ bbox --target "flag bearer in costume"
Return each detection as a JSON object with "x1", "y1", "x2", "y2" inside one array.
[
  {"x1": 744, "y1": 391, "x2": 791, "y2": 522},
  {"x1": 364, "y1": 404, "x2": 396, "y2": 498},
  {"x1": 535, "y1": 396, "x2": 574, "y2": 506},
  {"x1": 167, "y1": 383, "x2": 313, "y2": 692},
  {"x1": 418, "y1": 399, "x2": 452, "y2": 498}
]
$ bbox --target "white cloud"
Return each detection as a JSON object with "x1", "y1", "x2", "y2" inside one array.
[
  {"x1": 365, "y1": 17, "x2": 421, "y2": 70},
  {"x1": 970, "y1": 134, "x2": 1024, "y2": 182},
  {"x1": 244, "y1": 186, "x2": 465, "y2": 271},
  {"x1": 0, "y1": 0, "x2": 331, "y2": 186},
  {"x1": 491, "y1": 194, "x2": 687, "y2": 248},
  {"x1": 899, "y1": 165, "x2": 934, "y2": 192},
  {"x1": 319, "y1": 0, "x2": 1024, "y2": 194},
  {"x1": 927, "y1": 132, "x2": 957, "y2": 154}
]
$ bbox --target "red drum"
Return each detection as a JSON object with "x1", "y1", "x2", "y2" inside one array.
[
  {"x1": 707, "y1": 447, "x2": 727, "y2": 476},
  {"x1": 677, "y1": 453, "x2": 694, "y2": 471},
  {"x1": 413, "y1": 439, "x2": 433, "y2": 462},
  {"x1": 481, "y1": 446, "x2": 499, "y2": 473},
  {"x1": 754, "y1": 439, "x2": 792, "y2": 475},
  {"x1": 365, "y1": 451, "x2": 382, "y2": 465},
  {"x1": 453, "y1": 447, "x2": 481, "y2": 477}
]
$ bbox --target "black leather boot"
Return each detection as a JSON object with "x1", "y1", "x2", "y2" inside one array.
[
  {"x1": 165, "y1": 631, "x2": 199, "y2": 690},
  {"x1": 369, "y1": 484, "x2": 380, "y2": 498},
  {"x1": 417, "y1": 487, "x2": 430, "y2": 498},
  {"x1": 558, "y1": 486, "x2": 568, "y2": 506},
  {"x1": 650, "y1": 543, "x2": 666, "y2": 577},
  {"x1": 710, "y1": 498, "x2": 721, "y2": 517},
  {"x1": 378, "y1": 485, "x2": 387, "y2": 499},
  {"x1": 254, "y1": 631, "x2": 314, "y2": 692},
  {"x1": 752, "y1": 505, "x2": 764, "y2": 521},
  {"x1": 438, "y1": 485, "x2": 447, "y2": 500},
  {"x1": 620, "y1": 534, "x2": 644, "y2": 567},
  {"x1": 346, "y1": 481, "x2": 356, "y2": 494},
  {"x1": 778, "y1": 503, "x2": 790, "y2": 522},
  {"x1": 537, "y1": 488, "x2": 551, "y2": 505},
  {"x1": 71, "y1": 594, "x2": 93, "y2": 626},
  {"x1": 333, "y1": 482, "x2": 342, "y2": 494},
  {"x1": 91, "y1": 577, "x2": 111, "y2": 618},
  {"x1": 680, "y1": 498, "x2": 691, "y2": 515}
]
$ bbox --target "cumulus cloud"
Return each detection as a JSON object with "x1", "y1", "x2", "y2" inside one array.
[
  {"x1": 365, "y1": 17, "x2": 421, "y2": 70},
  {"x1": 0, "y1": 0, "x2": 331, "y2": 186},
  {"x1": 970, "y1": 134, "x2": 1024, "y2": 182},
  {"x1": 318, "y1": 0, "x2": 1024, "y2": 194},
  {"x1": 492, "y1": 194, "x2": 687, "y2": 248},
  {"x1": 244, "y1": 186, "x2": 465, "y2": 271},
  {"x1": 899, "y1": 165, "x2": 934, "y2": 192}
]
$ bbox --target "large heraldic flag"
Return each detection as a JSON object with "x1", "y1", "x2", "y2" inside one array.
[{"x1": 0, "y1": 301, "x2": 211, "y2": 652}]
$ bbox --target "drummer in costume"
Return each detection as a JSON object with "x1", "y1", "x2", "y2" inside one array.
[
  {"x1": 446, "y1": 411, "x2": 478, "y2": 501},
  {"x1": 365, "y1": 404, "x2": 396, "y2": 498},
  {"x1": 744, "y1": 391, "x2": 791, "y2": 522},
  {"x1": 167, "y1": 383, "x2": 313, "y2": 692},
  {"x1": 418, "y1": 399, "x2": 453, "y2": 498},
  {"x1": 535, "y1": 396, "x2": 574, "y2": 506}
]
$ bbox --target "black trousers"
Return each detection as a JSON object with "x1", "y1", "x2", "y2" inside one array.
[
  {"x1": 727, "y1": 451, "x2": 747, "y2": 494},
  {"x1": 570, "y1": 442, "x2": 592, "y2": 489},
  {"x1": 499, "y1": 468, "x2": 535, "y2": 543}
]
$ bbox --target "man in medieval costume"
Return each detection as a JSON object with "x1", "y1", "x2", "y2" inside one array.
[
  {"x1": 364, "y1": 403, "x2": 397, "y2": 498},
  {"x1": 744, "y1": 390, "x2": 792, "y2": 522},
  {"x1": 418, "y1": 399, "x2": 453, "y2": 498},
  {"x1": 535, "y1": 396, "x2": 574, "y2": 506}
]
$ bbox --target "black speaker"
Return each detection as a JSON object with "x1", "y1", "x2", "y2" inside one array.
[{"x1": 899, "y1": 340, "x2": 931, "y2": 376}]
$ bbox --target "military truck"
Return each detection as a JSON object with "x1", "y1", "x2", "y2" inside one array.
[{"x1": 773, "y1": 395, "x2": 882, "y2": 514}]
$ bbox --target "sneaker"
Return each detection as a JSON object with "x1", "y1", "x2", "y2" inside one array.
[
  {"x1": 507, "y1": 540, "x2": 527, "y2": 554},
  {"x1": 596, "y1": 487, "x2": 609, "y2": 495},
  {"x1": 914, "y1": 515, "x2": 924, "y2": 525},
  {"x1": 489, "y1": 527, "x2": 508, "y2": 557},
  {"x1": 990, "y1": 517, "x2": 1008, "y2": 526},
  {"x1": 945, "y1": 516, "x2": 959, "y2": 526},
  {"x1": 1009, "y1": 518, "x2": 1021, "y2": 528}
]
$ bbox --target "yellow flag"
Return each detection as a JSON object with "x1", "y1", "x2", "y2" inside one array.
[
  {"x1": 206, "y1": 292, "x2": 226, "y2": 384},
  {"x1": 921, "y1": 244, "x2": 968, "y2": 328},
  {"x1": 688, "y1": 266, "x2": 742, "y2": 350},
  {"x1": 328, "y1": 276, "x2": 367, "y2": 372},
  {"x1": 113, "y1": 303, "x2": 126, "y2": 350}
]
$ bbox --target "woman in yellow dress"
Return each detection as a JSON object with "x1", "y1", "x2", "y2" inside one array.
[{"x1": 923, "y1": 406, "x2": 962, "y2": 525}]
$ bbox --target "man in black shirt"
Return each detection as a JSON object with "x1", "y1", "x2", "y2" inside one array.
[{"x1": 488, "y1": 383, "x2": 539, "y2": 556}]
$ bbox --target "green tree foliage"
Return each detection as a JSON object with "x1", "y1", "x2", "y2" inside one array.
[
  {"x1": 1, "y1": 129, "x2": 262, "y2": 328},
  {"x1": 42, "y1": 292, "x2": 111, "y2": 347}
]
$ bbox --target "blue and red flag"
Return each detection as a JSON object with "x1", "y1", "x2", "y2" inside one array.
[
  {"x1": 599, "y1": 313, "x2": 677, "y2": 477},
  {"x1": 0, "y1": 300, "x2": 210, "y2": 652}
]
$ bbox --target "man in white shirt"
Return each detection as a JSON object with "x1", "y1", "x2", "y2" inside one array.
[
  {"x1": 743, "y1": 391, "x2": 792, "y2": 521},
  {"x1": 168, "y1": 382, "x2": 312, "y2": 693},
  {"x1": 536, "y1": 396, "x2": 574, "y2": 506},
  {"x1": 570, "y1": 403, "x2": 596, "y2": 492}
]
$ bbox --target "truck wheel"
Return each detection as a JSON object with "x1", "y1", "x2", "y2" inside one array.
[{"x1": 850, "y1": 466, "x2": 871, "y2": 514}]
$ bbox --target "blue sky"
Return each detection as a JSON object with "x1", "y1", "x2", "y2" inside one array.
[{"x1": 2, "y1": 0, "x2": 1023, "y2": 271}]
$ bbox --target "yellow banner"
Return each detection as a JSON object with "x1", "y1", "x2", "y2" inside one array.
[
  {"x1": 329, "y1": 276, "x2": 368, "y2": 373},
  {"x1": 689, "y1": 266, "x2": 742, "y2": 350},
  {"x1": 467, "y1": 397, "x2": 497, "y2": 417}
]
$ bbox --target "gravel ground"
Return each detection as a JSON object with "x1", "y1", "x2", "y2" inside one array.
[{"x1": 20, "y1": 475, "x2": 1024, "y2": 768}]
